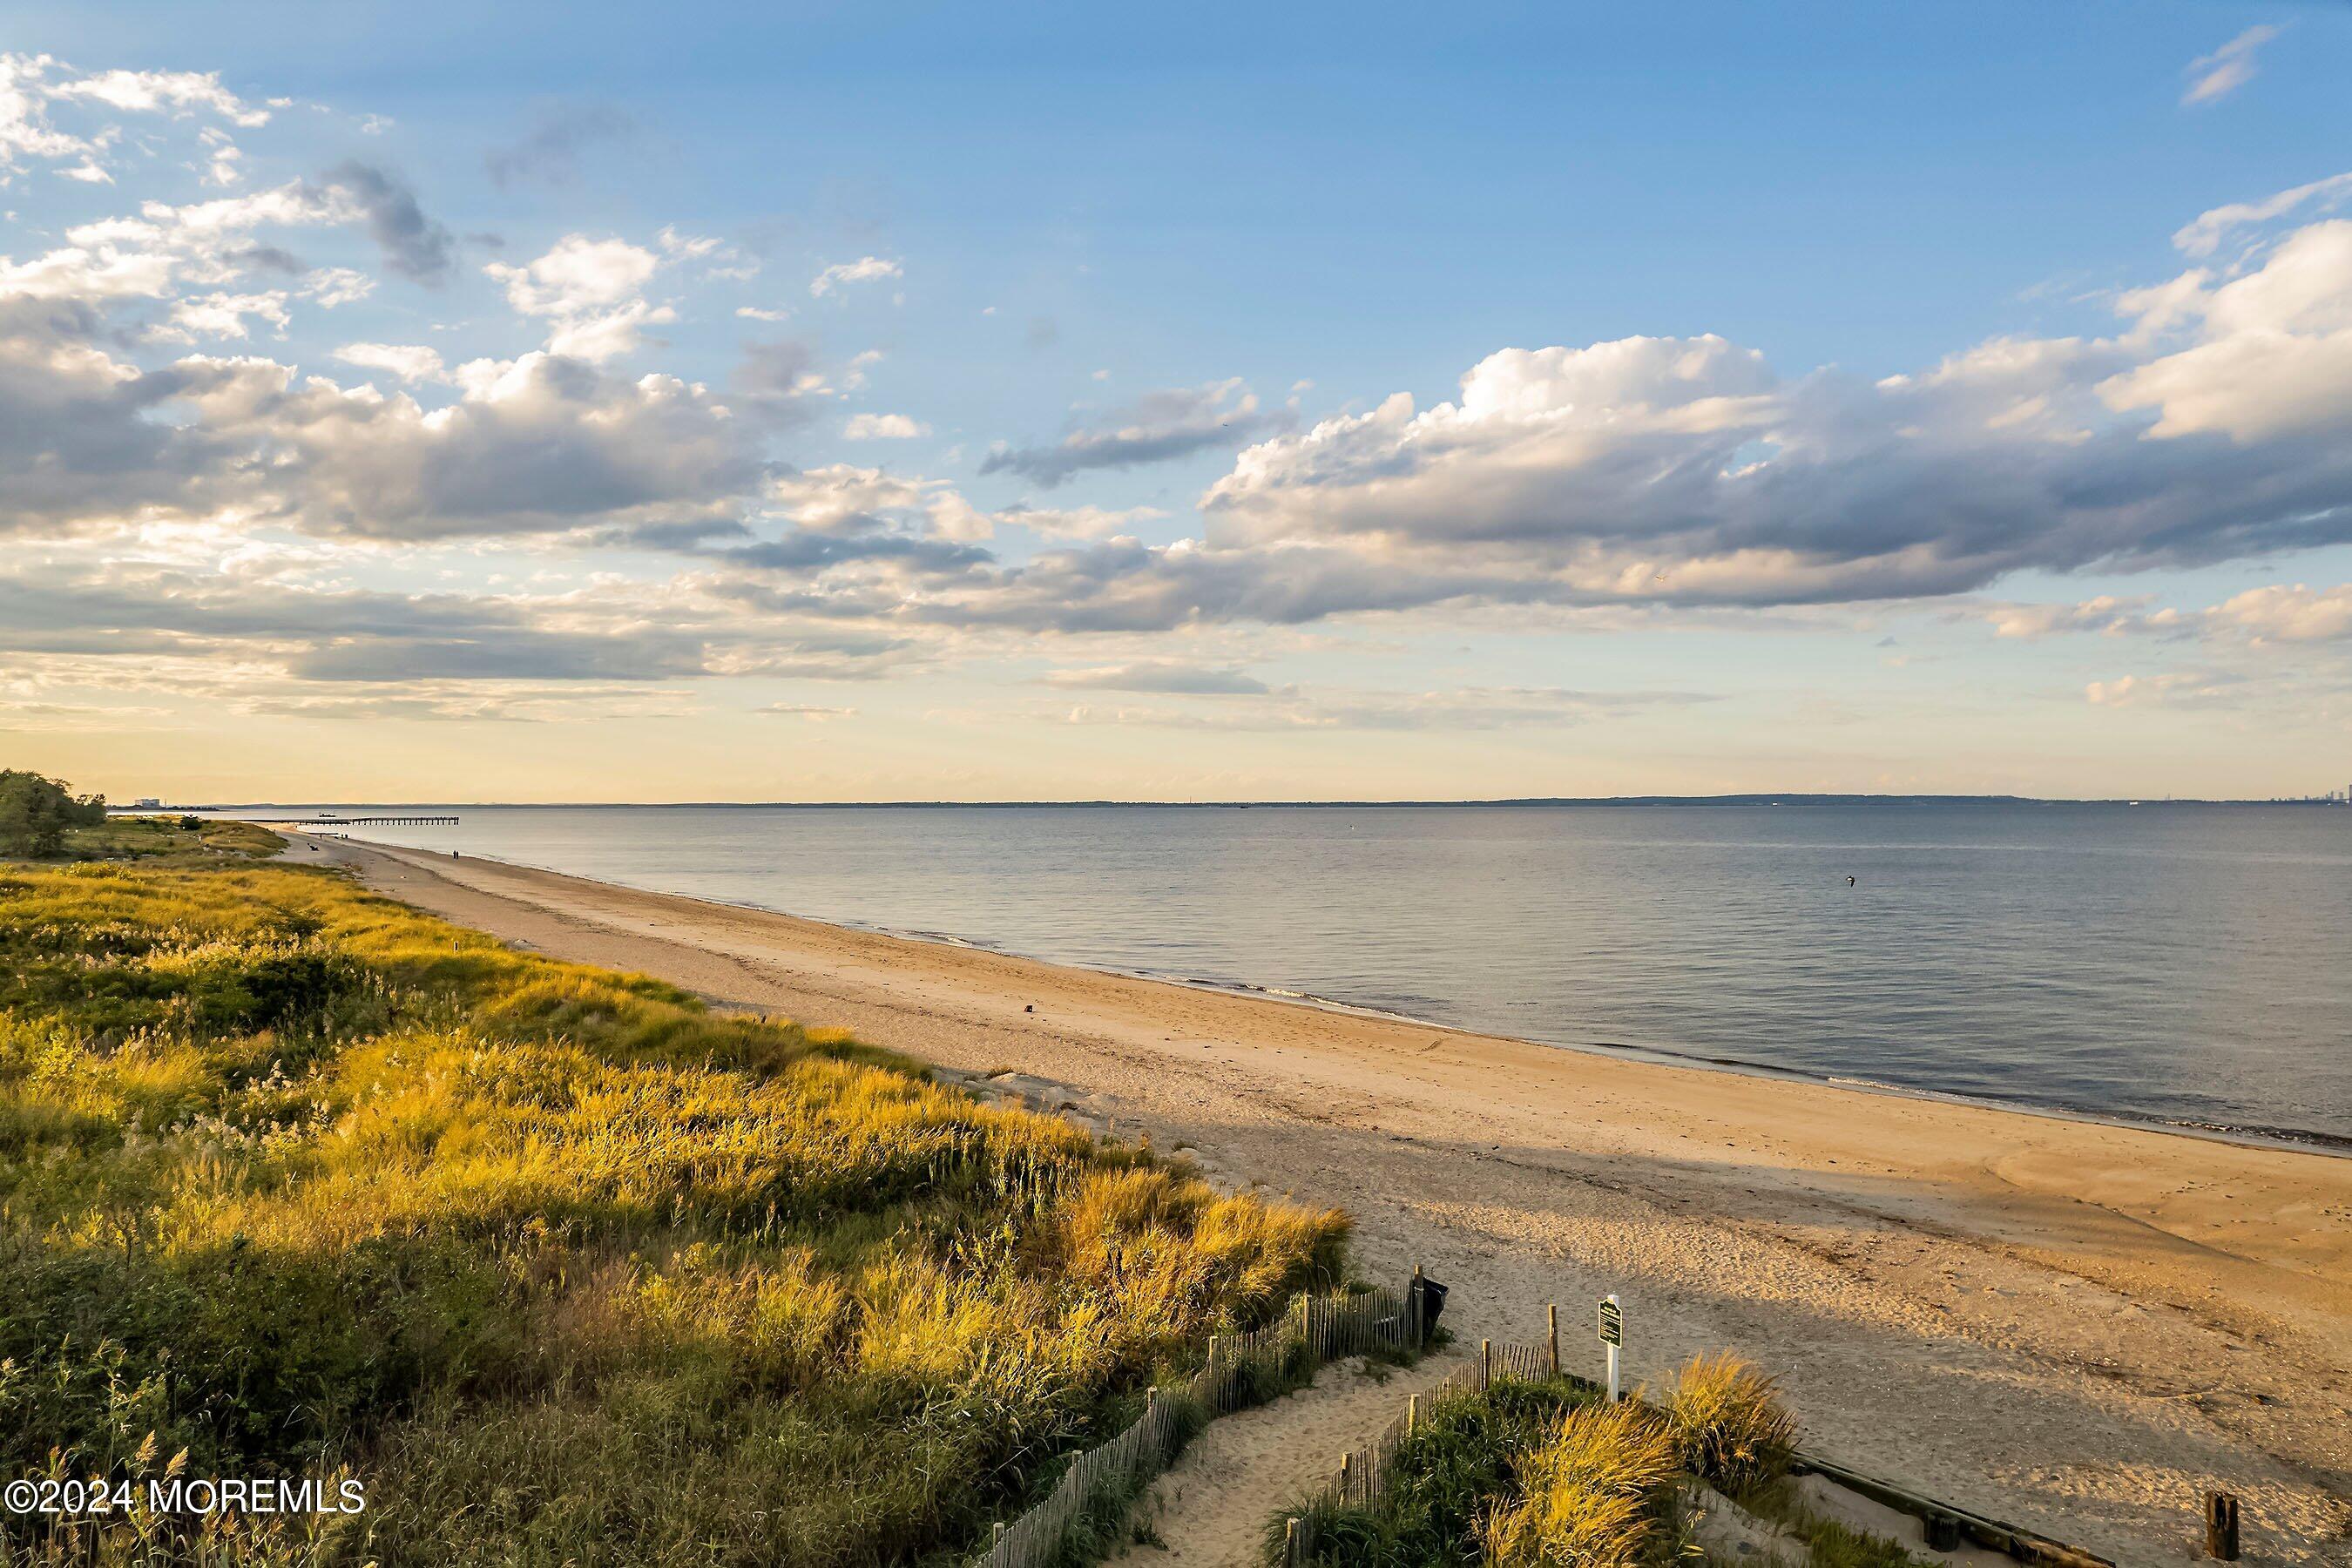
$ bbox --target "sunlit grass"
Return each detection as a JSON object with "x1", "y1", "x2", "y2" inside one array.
[{"x1": 0, "y1": 847, "x2": 1346, "y2": 1565}]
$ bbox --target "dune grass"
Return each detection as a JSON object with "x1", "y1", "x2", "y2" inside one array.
[
  {"x1": 1267, "y1": 1355, "x2": 1913, "y2": 1567},
  {"x1": 1666, "y1": 1352, "x2": 1798, "y2": 1501},
  {"x1": 0, "y1": 839, "x2": 1346, "y2": 1565}
]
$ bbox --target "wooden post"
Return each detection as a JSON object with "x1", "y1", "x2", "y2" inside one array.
[
  {"x1": 1407, "y1": 1392, "x2": 1419, "y2": 1436},
  {"x1": 1547, "y1": 1302, "x2": 1559, "y2": 1375},
  {"x1": 992, "y1": 1520, "x2": 1005, "y2": 1550},
  {"x1": 1480, "y1": 1338, "x2": 1492, "y2": 1391},
  {"x1": 1285, "y1": 1517, "x2": 1301, "y2": 1567},
  {"x1": 2205, "y1": 1493, "x2": 2240, "y2": 1561},
  {"x1": 1411, "y1": 1263, "x2": 1425, "y2": 1346},
  {"x1": 1339, "y1": 1450, "x2": 1353, "y2": 1501}
]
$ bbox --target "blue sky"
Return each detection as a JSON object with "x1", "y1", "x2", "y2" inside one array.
[{"x1": 6, "y1": 1, "x2": 2351, "y2": 801}]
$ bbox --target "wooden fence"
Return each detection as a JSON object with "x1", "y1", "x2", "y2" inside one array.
[
  {"x1": 1296, "y1": 1331, "x2": 1558, "y2": 1524},
  {"x1": 974, "y1": 1280, "x2": 1421, "y2": 1568}
]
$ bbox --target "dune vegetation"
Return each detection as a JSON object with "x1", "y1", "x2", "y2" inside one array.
[
  {"x1": 0, "y1": 812, "x2": 1347, "y2": 1565},
  {"x1": 1274, "y1": 1355, "x2": 1916, "y2": 1568}
]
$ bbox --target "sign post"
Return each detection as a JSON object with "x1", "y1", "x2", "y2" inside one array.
[{"x1": 1598, "y1": 1294, "x2": 1623, "y2": 1402}]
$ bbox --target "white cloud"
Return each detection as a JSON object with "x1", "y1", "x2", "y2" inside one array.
[
  {"x1": 2181, "y1": 24, "x2": 2280, "y2": 107},
  {"x1": 2100, "y1": 220, "x2": 2352, "y2": 440},
  {"x1": 47, "y1": 65, "x2": 270, "y2": 127},
  {"x1": 809, "y1": 255, "x2": 902, "y2": 296},
  {"x1": 2204, "y1": 583, "x2": 2352, "y2": 644},
  {"x1": 333, "y1": 342, "x2": 447, "y2": 383},
  {"x1": 150, "y1": 289, "x2": 292, "y2": 342},
  {"x1": 301, "y1": 267, "x2": 374, "y2": 308},
  {"x1": 1982, "y1": 596, "x2": 2147, "y2": 639},
  {"x1": 487, "y1": 234, "x2": 659, "y2": 316},
  {"x1": 2174, "y1": 172, "x2": 2352, "y2": 259},
  {"x1": 735, "y1": 305, "x2": 790, "y2": 321},
  {"x1": 842, "y1": 411, "x2": 929, "y2": 439},
  {"x1": 484, "y1": 234, "x2": 675, "y2": 362}
]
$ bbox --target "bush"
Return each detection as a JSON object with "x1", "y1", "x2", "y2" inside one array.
[
  {"x1": 0, "y1": 770, "x2": 106, "y2": 857},
  {"x1": 1667, "y1": 1352, "x2": 1795, "y2": 1497}
]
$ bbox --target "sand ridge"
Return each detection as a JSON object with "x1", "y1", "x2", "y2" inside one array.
[{"x1": 294, "y1": 835, "x2": 2352, "y2": 1565}]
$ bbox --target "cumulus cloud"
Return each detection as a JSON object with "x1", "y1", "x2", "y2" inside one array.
[
  {"x1": 842, "y1": 411, "x2": 928, "y2": 439},
  {"x1": 1153, "y1": 216, "x2": 2352, "y2": 616},
  {"x1": 483, "y1": 233, "x2": 677, "y2": 360},
  {"x1": 760, "y1": 463, "x2": 992, "y2": 545},
  {"x1": 0, "y1": 297, "x2": 763, "y2": 540},
  {"x1": 809, "y1": 256, "x2": 901, "y2": 296},
  {"x1": 2206, "y1": 582, "x2": 2352, "y2": 644},
  {"x1": 2182, "y1": 24, "x2": 2280, "y2": 106},
  {"x1": 980, "y1": 379, "x2": 1284, "y2": 488},
  {"x1": 332, "y1": 341, "x2": 446, "y2": 383}
]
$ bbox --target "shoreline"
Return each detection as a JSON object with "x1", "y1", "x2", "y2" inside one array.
[
  {"x1": 291, "y1": 830, "x2": 2350, "y2": 1159},
  {"x1": 282, "y1": 830, "x2": 2352, "y2": 1564}
]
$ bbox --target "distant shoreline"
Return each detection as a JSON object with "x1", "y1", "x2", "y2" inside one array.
[
  {"x1": 293, "y1": 829, "x2": 2352, "y2": 1159},
  {"x1": 142, "y1": 793, "x2": 2352, "y2": 812}
]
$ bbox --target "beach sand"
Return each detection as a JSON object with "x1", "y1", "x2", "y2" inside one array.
[{"x1": 295, "y1": 835, "x2": 2351, "y2": 1565}]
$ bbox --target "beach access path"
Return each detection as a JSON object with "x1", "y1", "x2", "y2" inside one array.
[{"x1": 296, "y1": 835, "x2": 2351, "y2": 1566}]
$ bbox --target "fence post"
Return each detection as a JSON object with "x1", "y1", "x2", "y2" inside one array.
[
  {"x1": 1547, "y1": 1302, "x2": 1559, "y2": 1375},
  {"x1": 1339, "y1": 1450, "x2": 1352, "y2": 1502},
  {"x1": 2205, "y1": 1493, "x2": 2240, "y2": 1561},
  {"x1": 1407, "y1": 1392, "x2": 1418, "y2": 1436},
  {"x1": 1480, "y1": 1338, "x2": 1491, "y2": 1391},
  {"x1": 1411, "y1": 1264, "x2": 1425, "y2": 1347},
  {"x1": 1285, "y1": 1516, "x2": 1301, "y2": 1567}
]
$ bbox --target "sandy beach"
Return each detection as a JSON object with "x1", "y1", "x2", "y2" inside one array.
[{"x1": 292, "y1": 835, "x2": 2352, "y2": 1566}]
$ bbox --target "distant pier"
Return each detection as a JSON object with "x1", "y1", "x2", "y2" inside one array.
[{"x1": 306, "y1": 815, "x2": 461, "y2": 826}]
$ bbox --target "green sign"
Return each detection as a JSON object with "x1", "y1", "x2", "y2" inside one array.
[{"x1": 1598, "y1": 1299, "x2": 1622, "y2": 1348}]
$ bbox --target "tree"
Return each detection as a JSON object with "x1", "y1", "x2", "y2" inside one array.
[{"x1": 0, "y1": 771, "x2": 108, "y2": 857}]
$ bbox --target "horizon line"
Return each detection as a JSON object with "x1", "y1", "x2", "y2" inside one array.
[{"x1": 138, "y1": 791, "x2": 2352, "y2": 811}]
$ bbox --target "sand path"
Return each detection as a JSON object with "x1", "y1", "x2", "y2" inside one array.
[{"x1": 291, "y1": 835, "x2": 2352, "y2": 1566}]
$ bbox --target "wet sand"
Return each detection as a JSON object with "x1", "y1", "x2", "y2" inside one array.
[{"x1": 293, "y1": 834, "x2": 2352, "y2": 1565}]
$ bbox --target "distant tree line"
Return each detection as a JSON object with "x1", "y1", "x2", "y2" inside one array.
[{"x1": 0, "y1": 771, "x2": 108, "y2": 856}]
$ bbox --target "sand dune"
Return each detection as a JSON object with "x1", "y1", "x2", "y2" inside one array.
[{"x1": 298, "y1": 835, "x2": 2352, "y2": 1565}]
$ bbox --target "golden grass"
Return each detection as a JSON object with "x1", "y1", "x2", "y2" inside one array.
[
  {"x1": 0, "y1": 849, "x2": 1347, "y2": 1565},
  {"x1": 1667, "y1": 1351, "x2": 1797, "y2": 1498},
  {"x1": 1482, "y1": 1399, "x2": 1681, "y2": 1568}
]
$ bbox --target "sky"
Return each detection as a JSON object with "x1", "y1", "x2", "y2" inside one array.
[{"x1": 4, "y1": 0, "x2": 2351, "y2": 803}]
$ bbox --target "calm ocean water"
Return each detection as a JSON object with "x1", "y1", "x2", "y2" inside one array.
[{"x1": 274, "y1": 804, "x2": 2352, "y2": 1148}]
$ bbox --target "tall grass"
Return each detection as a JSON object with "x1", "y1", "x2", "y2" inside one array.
[
  {"x1": 0, "y1": 849, "x2": 1346, "y2": 1565},
  {"x1": 1482, "y1": 1402, "x2": 1680, "y2": 1568},
  {"x1": 1666, "y1": 1352, "x2": 1796, "y2": 1498}
]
